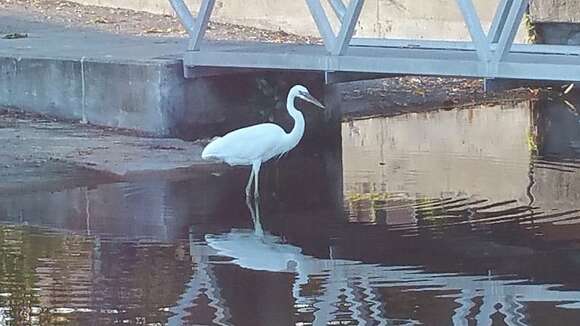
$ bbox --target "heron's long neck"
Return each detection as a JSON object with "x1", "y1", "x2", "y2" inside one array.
[{"x1": 285, "y1": 95, "x2": 305, "y2": 149}]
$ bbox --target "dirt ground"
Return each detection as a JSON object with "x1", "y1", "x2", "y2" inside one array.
[
  {"x1": 0, "y1": 108, "x2": 217, "y2": 193},
  {"x1": 0, "y1": 0, "x2": 319, "y2": 43}
]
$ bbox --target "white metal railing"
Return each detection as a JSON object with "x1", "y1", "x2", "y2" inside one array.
[
  {"x1": 169, "y1": 0, "x2": 527, "y2": 56},
  {"x1": 169, "y1": 0, "x2": 580, "y2": 82}
]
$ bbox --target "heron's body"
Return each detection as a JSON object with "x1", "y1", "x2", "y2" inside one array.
[
  {"x1": 202, "y1": 123, "x2": 300, "y2": 165},
  {"x1": 201, "y1": 85, "x2": 323, "y2": 198}
]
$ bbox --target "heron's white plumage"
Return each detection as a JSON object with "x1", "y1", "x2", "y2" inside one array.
[
  {"x1": 201, "y1": 123, "x2": 291, "y2": 165},
  {"x1": 201, "y1": 85, "x2": 324, "y2": 198}
]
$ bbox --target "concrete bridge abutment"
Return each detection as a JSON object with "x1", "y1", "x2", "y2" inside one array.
[{"x1": 0, "y1": 17, "x2": 339, "y2": 143}]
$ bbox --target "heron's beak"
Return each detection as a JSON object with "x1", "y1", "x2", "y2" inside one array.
[{"x1": 301, "y1": 92, "x2": 325, "y2": 109}]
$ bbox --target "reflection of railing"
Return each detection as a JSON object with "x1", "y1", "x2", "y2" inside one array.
[
  {"x1": 183, "y1": 222, "x2": 580, "y2": 325},
  {"x1": 169, "y1": 0, "x2": 580, "y2": 82},
  {"x1": 169, "y1": 231, "x2": 231, "y2": 326},
  {"x1": 170, "y1": 200, "x2": 580, "y2": 325}
]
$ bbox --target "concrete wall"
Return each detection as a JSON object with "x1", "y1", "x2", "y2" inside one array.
[
  {"x1": 529, "y1": 0, "x2": 580, "y2": 45},
  {"x1": 530, "y1": 0, "x2": 580, "y2": 23},
  {"x1": 0, "y1": 55, "x2": 325, "y2": 139},
  {"x1": 0, "y1": 56, "x2": 218, "y2": 137},
  {"x1": 533, "y1": 97, "x2": 580, "y2": 214},
  {"x1": 534, "y1": 22, "x2": 580, "y2": 45},
  {"x1": 342, "y1": 102, "x2": 533, "y2": 202},
  {"x1": 70, "y1": 0, "x2": 518, "y2": 41}
]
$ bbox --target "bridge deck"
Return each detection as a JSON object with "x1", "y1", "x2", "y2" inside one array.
[{"x1": 185, "y1": 40, "x2": 580, "y2": 81}]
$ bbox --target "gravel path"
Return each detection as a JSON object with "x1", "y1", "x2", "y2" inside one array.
[
  {"x1": 0, "y1": 109, "x2": 218, "y2": 193},
  {"x1": 0, "y1": 0, "x2": 319, "y2": 43}
]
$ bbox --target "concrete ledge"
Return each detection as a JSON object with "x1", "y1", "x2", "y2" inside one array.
[
  {"x1": 0, "y1": 16, "x2": 194, "y2": 135},
  {"x1": 0, "y1": 56, "x2": 173, "y2": 134},
  {"x1": 0, "y1": 56, "x2": 245, "y2": 137}
]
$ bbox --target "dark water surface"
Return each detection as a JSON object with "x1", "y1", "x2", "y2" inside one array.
[{"x1": 0, "y1": 97, "x2": 580, "y2": 325}]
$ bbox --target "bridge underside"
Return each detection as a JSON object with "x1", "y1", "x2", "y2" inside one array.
[{"x1": 172, "y1": 0, "x2": 580, "y2": 83}]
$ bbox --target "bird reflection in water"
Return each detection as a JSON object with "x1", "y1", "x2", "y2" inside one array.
[
  {"x1": 206, "y1": 198, "x2": 303, "y2": 275},
  {"x1": 202, "y1": 199, "x2": 401, "y2": 325}
]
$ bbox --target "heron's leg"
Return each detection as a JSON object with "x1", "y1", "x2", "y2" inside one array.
[
  {"x1": 245, "y1": 167, "x2": 255, "y2": 198},
  {"x1": 253, "y1": 197, "x2": 263, "y2": 236},
  {"x1": 252, "y1": 161, "x2": 261, "y2": 198},
  {"x1": 245, "y1": 195, "x2": 256, "y2": 222}
]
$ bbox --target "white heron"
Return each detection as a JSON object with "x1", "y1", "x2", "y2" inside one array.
[{"x1": 201, "y1": 84, "x2": 325, "y2": 198}]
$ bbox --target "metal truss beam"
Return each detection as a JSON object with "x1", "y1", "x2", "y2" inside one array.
[
  {"x1": 306, "y1": 0, "x2": 337, "y2": 52},
  {"x1": 350, "y1": 38, "x2": 580, "y2": 56},
  {"x1": 488, "y1": 0, "x2": 513, "y2": 43},
  {"x1": 327, "y1": 0, "x2": 347, "y2": 22},
  {"x1": 184, "y1": 42, "x2": 580, "y2": 82},
  {"x1": 494, "y1": 0, "x2": 529, "y2": 61},
  {"x1": 169, "y1": 0, "x2": 195, "y2": 35},
  {"x1": 333, "y1": 0, "x2": 365, "y2": 55},
  {"x1": 456, "y1": 0, "x2": 491, "y2": 61},
  {"x1": 189, "y1": 0, "x2": 216, "y2": 51},
  {"x1": 172, "y1": 0, "x2": 578, "y2": 84}
]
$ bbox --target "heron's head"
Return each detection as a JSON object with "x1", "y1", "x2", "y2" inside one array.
[{"x1": 291, "y1": 85, "x2": 325, "y2": 109}]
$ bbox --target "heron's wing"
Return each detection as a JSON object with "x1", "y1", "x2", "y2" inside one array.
[{"x1": 202, "y1": 123, "x2": 288, "y2": 165}]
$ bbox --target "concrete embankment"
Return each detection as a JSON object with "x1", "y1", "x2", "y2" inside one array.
[
  {"x1": 0, "y1": 15, "x2": 326, "y2": 140},
  {"x1": 0, "y1": 15, "x2": 228, "y2": 138}
]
